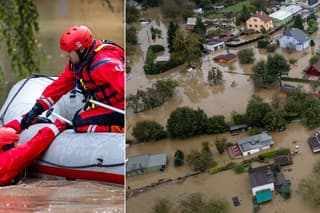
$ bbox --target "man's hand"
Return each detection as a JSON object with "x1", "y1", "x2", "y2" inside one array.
[{"x1": 20, "y1": 103, "x2": 44, "y2": 130}]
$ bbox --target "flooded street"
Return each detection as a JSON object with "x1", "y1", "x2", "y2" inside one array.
[
  {"x1": 127, "y1": 8, "x2": 320, "y2": 213},
  {"x1": 0, "y1": 1, "x2": 124, "y2": 212}
]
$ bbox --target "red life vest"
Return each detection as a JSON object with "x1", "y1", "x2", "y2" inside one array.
[{"x1": 74, "y1": 40, "x2": 124, "y2": 109}]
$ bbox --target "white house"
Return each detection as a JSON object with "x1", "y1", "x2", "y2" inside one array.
[
  {"x1": 186, "y1": 17, "x2": 197, "y2": 30},
  {"x1": 280, "y1": 5, "x2": 303, "y2": 16},
  {"x1": 203, "y1": 40, "x2": 225, "y2": 52},
  {"x1": 193, "y1": 8, "x2": 203, "y2": 14},
  {"x1": 279, "y1": 27, "x2": 311, "y2": 51},
  {"x1": 249, "y1": 164, "x2": 275, "y2": 196},
  {"x1": 237, "y1": 132, "x2": 274, "y2": 156},
  {"x1": 155, "y1": 55, "x2": 170, "y2": 63}
]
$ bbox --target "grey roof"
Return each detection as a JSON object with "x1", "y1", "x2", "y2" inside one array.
[
  {"x1": 249, "y1": 164, "x2": 275, "y2": 188},
  {"x1": 230, "y1": 124, "x2": 248, "y2": 131},
  {"x1": 237, "y1": 133, "x2": 274, "y2": 152},
  {"x1": 283, "y1": 28, "x2": 310, "y2": 43},
  {"x1": 275, "y1": 172, "x2": 290, "y2": 186},
  {"x1": 126, "y1": 153, "x2": 167, "y2": 172},
  {"x1": 308, "y1": 136, "x2": 320, "y2": 152}
]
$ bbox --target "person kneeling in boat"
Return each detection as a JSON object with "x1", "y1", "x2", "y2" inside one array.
[
  {"x1": 20, "y1": 25, "x2": 124, "y2": 133},
  {"x1": 0, "y1": 119, "x2": 67, "y2": 186}
]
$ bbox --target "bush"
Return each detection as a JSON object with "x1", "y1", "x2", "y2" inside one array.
[
  {"x1": 259, "y1": 148, "x2": 290, "y2": 159},
  {"x1": 174, "y1": 150, "x2": 184, "y2": 167},
  {"x1": 257, "y1": 39, "x2": 269, "y2": 48},
  {"x1": 207, "y1": 115, "x2": 229, "y2": 134},
  {"x1": 238, "y1": 49, "x2": 254, "y2": 64},
  {"x1": 209, "y1": 167, "x2": 220, "y2": 174},
  {"x1": 132, "y1": 120, "x2": 167, "y2": 142},
  {"x1": 266, "y1": 44, "x2": 277, "y2": 52},
  {"x1": 281, "y1": 183, "x2": 291, "y2": 199},
  {"x1": 288, "y1": 58, "x2": 297, "y2": 65},
  {"x1": 145, "y1": 45, "x2": 165, "y2": 65},
  {"x1": 219, "y1": 162, "x2": 236, "y2": 171},
  {"x1": 215, "y1": 138, "x2": 227, "y2": 154},
  {"x1": 144, "y1": 58, "x2": 184, "y2": 74}
]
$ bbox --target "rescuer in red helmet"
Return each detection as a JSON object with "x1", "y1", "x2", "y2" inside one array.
[
  {"x1": 0, "y1": 119, "x2": 67, "y2": 186},
  {"x1": 20, "y1": 25, "x2": 124, "y2": 133}
]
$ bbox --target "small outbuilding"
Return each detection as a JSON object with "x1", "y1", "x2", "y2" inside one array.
[
  {"x1": 203, "y1": 40, "x2": 225, "y2": 52},
  {"x1": 303, "y1": 60, "x2": 320, "y2": 80},
  {"x1": 186, "y1": 17, "x2": 197, "y2": 30},
  {"x1": 213, "y1": 53, "x2": 236, "y2": 64},
  {"x1": 126, "y1": 153, "x2": 168, "y2": 176}
]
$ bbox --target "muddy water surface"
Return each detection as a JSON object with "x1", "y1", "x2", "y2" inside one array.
[
  {"x1": 1, "y1": 1, "x2": 124, "y2": 212},
  {"x1": 127, "y1": 9, "x2": 320, "y2": 213},
  {"x1": 0, "y1": 179, "x2": 123, "y2": 213},
  {"x1": 127, "y1": 123, "x2": 319, "y2": 213}
]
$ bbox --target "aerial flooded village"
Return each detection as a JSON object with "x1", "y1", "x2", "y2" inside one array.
[{"x1": 126, "y1": 0, "x2": 320, "y2": 212}]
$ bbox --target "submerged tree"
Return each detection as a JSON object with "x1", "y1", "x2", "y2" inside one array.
[
  {"x1": 0, "y1": 0, "x2": 40, "y2": 79},
  {"x1": 152, "y1": 198, "x2": 171, "y2": 213},
  {"x1": 179, "y1": 193, "x2": 229, "y2": 213}
]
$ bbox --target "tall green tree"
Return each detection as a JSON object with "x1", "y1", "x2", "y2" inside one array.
[
  {"x1": 292, "y1": 15, "x2": 304, "y2": 31},
  {"x1": 246, "y1": 95, "x2": 272, "y2": 127},
  {"x1": 172, "y1": 30, "x2": 202, "y2": 67},
  {"x1": 152, "y1": 198, "x2": 171, "y2": 213},
  {"x1": 263, "y1": 110, "x2": 287, "y2": 131},
  {"x1": 132, "y1": 120, "x2": 167, "y2": 142},
  {"x1": 266, "y1": 54, "x2": 290, "y2": 86},
  {"x1": 167, "y1": 106, "x2": 208, "y2": 138},
  {"x1": 192, "y1": 17, "x2": 206, "y2": 42},
  {"x1": 167, "y1": 21, "x2": 179, "y2": 53},
  {"x1": 126, "y1": 5, "x2": 140, "y2": 24},
  {"x1": 0, "y1": 0, "x2": 40, "y2": 79},
  {"x1": 179, "y1": 193, "x2": 228, "y2": 213},
  {"x1": 251, "y1": 60, "x2": 268, "y2": 87},
  {"x1": 186, "y1": 142, "x2": 216, "y2": 172}
]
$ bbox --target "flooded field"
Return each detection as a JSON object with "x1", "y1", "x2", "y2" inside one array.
[
  {"x1": 126, "y1": 7, "x2": 320, "y2": 213},
  {"x1": 0, "y1": 1, "x2": 124, "y2": 212}
]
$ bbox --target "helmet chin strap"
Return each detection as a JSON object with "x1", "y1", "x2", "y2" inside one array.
[{"x1": 77, "y1": 47, "x2": 90, "y2": 62}]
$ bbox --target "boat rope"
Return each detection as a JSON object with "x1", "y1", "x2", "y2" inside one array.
[
  {"x1": 38, "y1": 159, "x2": 125, "y2": 169},
  {"x1": 0, "y1": 74, "x2": 55, "y2": 125}
]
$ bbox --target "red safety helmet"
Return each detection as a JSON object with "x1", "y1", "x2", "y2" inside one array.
[
  {"x1": 0, "y1": 127, "x2": 19, "y2": 146},
  {"x1": 60, "y1": 25, "x2": 93, "y2": 51}
]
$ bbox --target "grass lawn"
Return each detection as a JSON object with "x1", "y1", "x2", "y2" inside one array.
[{"x1": 220, "y1": 0, "x2": 251, "y2": 13}]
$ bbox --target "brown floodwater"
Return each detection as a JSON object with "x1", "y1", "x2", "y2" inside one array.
[
  {"x1": 126, "y1": 13, "x2": 317, "y2": 138},
  {"x1": 127, "y1": 8, "x2": 320, "y2": 213},
  {"x1": 126, "y1": 123, "x2": 319, "y2": 213},
  {"x1": 0, "y1": 1, "x2": 124, "y2": 212}
]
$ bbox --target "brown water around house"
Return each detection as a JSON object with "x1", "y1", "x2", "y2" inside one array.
[
  {"x1": 126, "y1": 19, "x2": 318, "y2": 138},
  {"x1": 127, "y1": 9, "x2": 320, "y2": 213},
  {"x1": 126, "y1": 123, "x2": 319, "y2": 213},
  {"x1": 0, "y1": 1, "x2": 124, "y2": 212}
]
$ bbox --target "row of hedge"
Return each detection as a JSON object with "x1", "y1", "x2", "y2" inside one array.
[
  {"x1": 145, "y1": 44, "x2": 165, "y2": 65},
  {"x1": 209, "y1": 148, "x2": 291, "y2": 175},
  {"x1": 144, "y1": 58, "x2": 184, "y2": 74}
]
